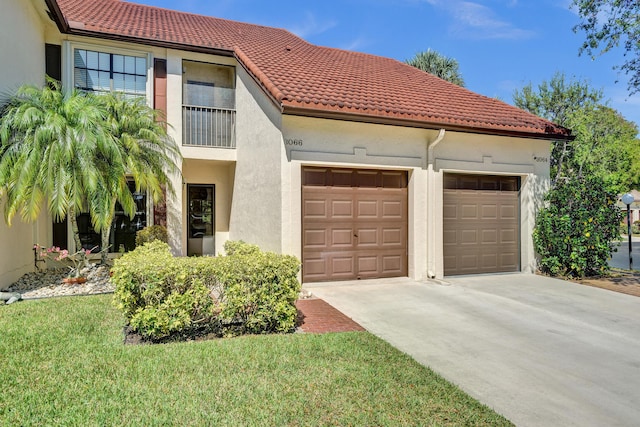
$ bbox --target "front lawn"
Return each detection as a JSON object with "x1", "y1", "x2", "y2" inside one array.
[{"x1": 0, "y1": 295, "x2": 511, "y2": 426}]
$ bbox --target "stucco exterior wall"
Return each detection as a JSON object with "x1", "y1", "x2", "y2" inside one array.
[
  {"x1": 228, "y1": 66, "x2": 284, "y2": 252},
  {"x1": 181, "y1": 160, "x2": 234, "y2": 255},
  {"x1": 281, "y1": 115, "x2": 551, "y2": 280},
  {"x1": 0, "y1": 0, "x2": 48, "y2": 290},
  {"x1": 281, "y1": 115, "x2": 432, "y2": 280},
  {"x1": 432, "y1": 131, "x2": 551, "y2": 277}
]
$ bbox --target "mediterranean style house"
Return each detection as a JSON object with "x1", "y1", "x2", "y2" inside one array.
[{"x1": 0, "y1": 0, "x2": 572, "y2": 289}]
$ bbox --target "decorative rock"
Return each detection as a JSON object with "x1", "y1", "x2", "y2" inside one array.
[
  {"x1": 4, "y1": 264, "x2": 113, "y2": 300},
  {"x1": 1, "y1": 292, "x2": 22, "y2": 303}
]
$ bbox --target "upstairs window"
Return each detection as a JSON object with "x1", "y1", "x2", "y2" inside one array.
[{"x1": 74, "y1": 49, "x2": 147, "y2": 96}]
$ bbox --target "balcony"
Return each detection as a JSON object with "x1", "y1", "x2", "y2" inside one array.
[{"x1": 182, "y1": 105, "x2": 235, "y2": 148}]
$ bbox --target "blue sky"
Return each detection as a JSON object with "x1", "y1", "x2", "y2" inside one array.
[{"x1": 135, "y1": 0, "x2": 640, "y2": 128}]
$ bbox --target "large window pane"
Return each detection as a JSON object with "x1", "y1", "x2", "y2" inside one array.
[
  {"x1": 98, "y1": 52, "x2": 110, "y2": 71},
  {"x1": 113, "y1": 54, "x2": 124, "y2": 73},
  {"x1": 86, "y1": 50, "x2": 99, "y2": 70},
  {"x1": 73, "y1": 48, "x2": 146, "y2": 96}
]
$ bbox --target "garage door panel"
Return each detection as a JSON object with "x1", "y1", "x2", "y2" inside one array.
[
  {"x1": 357, "y1": 200, "x2": 379, "y2": 217},
  {"x1": 357, "y1": 256, "x2": 378, "y2": 274},
  {"x1": 356, "y1": 228, "x2": 378, "y2": 246},
  {"x1": 303, "y1": 229, "x2": 327, "y2": 248},
  {"x1": 331, "y1": 228, "x2": 354, "y2": 246},
  {"x1": 481, "y1": 229, "x2": 498, "y2": 244},
  {"x1": 500, "y1": 229, "x2": 518, "y2": 244},
  {"x1": 382, "y1": 228, "x2": 403, "y2": 245},
  {"x1": 382, "y1": 255, "x2": 403, "y2": 273},
  {"x1": 500, "y1": 204, "x2": 517, "y2": 220},
  {"x1": 303, "y1": 167, "x2": 407, "y2": 282},
  {"x1": 303, "y1": 199, "x2": 327, "y2": 218},
  {"x1": 443, "y1": 204, "x2": 457, "y2": 221},
  {"x1": 461, "y1": 204, "x2": 478, "y2": 219},
  {"x1": 331, "y1": 200, "x2": 354, "y2": 218},
  {"x1": 332, "y1": 256, "x2": 355, "y2": 275},
  {"x1": 382, "y1": 200, "x2": 403, "y2": 218},
  {"x1": 444, "y1": 174, "x2": 520, "y2": 276}
]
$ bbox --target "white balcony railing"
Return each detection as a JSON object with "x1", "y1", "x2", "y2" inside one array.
[{"x1": 182, "y1": 105, "x2": 236, "y2": 148}]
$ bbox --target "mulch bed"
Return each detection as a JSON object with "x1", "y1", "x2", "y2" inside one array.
[{"x1": 572, "y1": 270, "x2": 640, "y2": 298}]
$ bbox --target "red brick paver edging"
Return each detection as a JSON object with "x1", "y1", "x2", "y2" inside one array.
[{"x1": 295, "y1": 298, "x2": 365, "y2": 333}]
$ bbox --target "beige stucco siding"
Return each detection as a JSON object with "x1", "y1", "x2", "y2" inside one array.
[
  {"x1": 281, "y1": 116, "x2": 551, "y2": 280},
  {"x1": 281, "y1": 115, "x2": 431, "y2": 280},
  {"x1": 228, "y1": 65, "x2": 284, "y2": 252},
  {"x1": 432, "y1": 131, "x2": 551, "y2": 277},
  {"x1": 0, "y1": 0, "x2": 48, "y2": 290},
  {"x1": 181, "y1": 160, "x2": 234, "y2": 255}
]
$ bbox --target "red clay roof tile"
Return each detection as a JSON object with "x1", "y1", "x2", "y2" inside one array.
[{"x1": 52, "y1": 0, "x2": 572, "y2": 139}]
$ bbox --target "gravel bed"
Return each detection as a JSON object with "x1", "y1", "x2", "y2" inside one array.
[{"x1": 5, "y1": 264, "x2": 113, "y2": 300}]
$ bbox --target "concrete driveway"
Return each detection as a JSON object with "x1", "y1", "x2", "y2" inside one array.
[{"x1": 304, "y1": 274, "x2": 640, "y2": 427}]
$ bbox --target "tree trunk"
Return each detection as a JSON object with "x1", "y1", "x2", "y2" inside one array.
[
  {"x1": 100, "y1": 228, "x2": 110, "y2": 265},
  {"x1": 68, "y1": 205, "x2": 83, "y2": 254},
  {"x1": 554, "y1": 140, "x2": 568, "y2": 183},
  {"x1": 100, "y1": 198, "x2": 118, "y2": 265},
  {"x1": 68, "y1": 205, "x2": 88, "y2": 272}
]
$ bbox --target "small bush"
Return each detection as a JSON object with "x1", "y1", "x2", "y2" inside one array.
[
  {"x1": 111, "y1": 241, "x2": 221, "y2": 339},
  {"x1": 223, "y1": 240, "x2": 260, "y2": 256},
  {"x1": 533, "y1": 176, "x2": 622, "y2": 278},
  {"x1": 111, "y1": 240, "x2": 301, "y2": 341},
  {"x1": 135, "y1": 225, "x2": 168, "y2": 247}
]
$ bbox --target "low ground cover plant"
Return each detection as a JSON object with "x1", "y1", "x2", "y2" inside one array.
[{"x1": 111, "y1": 240, "x2": 301, "y2": 341}]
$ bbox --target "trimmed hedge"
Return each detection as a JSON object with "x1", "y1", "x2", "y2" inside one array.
[
  {"x1": 135, "y1": 225, "x2": 168, "y2": 247},
  {"x1": 111, "y1": 240, "x2": 301, "y2": 341}
]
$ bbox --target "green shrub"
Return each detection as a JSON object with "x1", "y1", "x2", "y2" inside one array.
[
  {"x1": 111, "y1": 240, "x2": 301, "y2": 341},
  {"x1": 223, "y1": 240, "x2": 260, "y2": 256},
  {"x1": 216, "y1": 250, "x2": 301, "y2": 335},
  {"x1": 533, "y1": 176, "x2": 622, "y2": 278},
  {"x1": 135, "y1": 225, "x2": 168, "y2": 247}
]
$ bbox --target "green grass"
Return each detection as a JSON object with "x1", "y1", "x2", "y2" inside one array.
[{"x1": 0, "y1": 295, "x2": 511, "y2": 426}]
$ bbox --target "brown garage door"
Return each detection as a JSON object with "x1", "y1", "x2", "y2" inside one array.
[
  {"x1": 302, "y1": 167, "x2": 408, "y2": 283},
  {"x1": 443, "y1": 174, "x2": 520, "y2": 276}
]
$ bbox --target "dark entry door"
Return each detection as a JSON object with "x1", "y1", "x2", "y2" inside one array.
[{"x1": 187, "y1": 184, "x2": 215, "y2": 256}]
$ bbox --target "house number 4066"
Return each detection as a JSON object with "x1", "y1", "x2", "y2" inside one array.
[{"x1": 534, "y1": 156, "x2": 548, "y2": 163}]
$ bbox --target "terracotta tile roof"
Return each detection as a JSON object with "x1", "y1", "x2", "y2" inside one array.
[{"x1": 51, "y1": 0, "x2": 572, "y2": 139}]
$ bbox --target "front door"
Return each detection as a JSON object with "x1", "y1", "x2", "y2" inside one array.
[{"x1": 187, "y1": 184, "x2": 215, "y2": 256}]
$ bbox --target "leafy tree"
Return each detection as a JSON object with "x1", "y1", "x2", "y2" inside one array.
[
  {"x1": 533, "y1": 176, "x2": 622, "y2": 278},
  {"x1": 515, "y1": 73, "x2": 637, "y2": 277},
  {"x1": 569, "y1": 105, "x2": 640, "y2": 194},
  {"x1": 91, "y1": 93, "x2": 180, "y2": 264},
  {"x1": 406, "y1": 49, "x2": 465, "y2": 86},
  {"x1": 513, "y1": 72, "x2": 603, "y2": 181},
  {"x1": 572, "y1": 0, "x2": 640, "y2": 94},
  {"x1": 0, "y1": 79, "x2": 107, "y2": 252}
]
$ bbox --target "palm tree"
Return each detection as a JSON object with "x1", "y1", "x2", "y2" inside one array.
[
  {"x1": 0, "y1": 79, "x2": 108, "y2": 252},
  {"x1": 406, "y1": 49, "x2": 465, "y2": 87},
  {"x1": 90, "y1": 93, "x2": 181, "y2": 264}
]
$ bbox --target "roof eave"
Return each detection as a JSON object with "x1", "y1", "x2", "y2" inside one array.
[
  {"x1": 52, "y1": 23, "x2": 236, "y2": 58},
  {"x1": 282, "y1": 105, "x2": 575, "y2": 142},
  {"x1": 44, "y1": 0, "x2": 69, "y2": 32}
]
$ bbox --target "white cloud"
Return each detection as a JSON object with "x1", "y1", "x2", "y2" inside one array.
[
  {"x1": 419, "y1": 0, "x2": 535, "y2": 40},
  {"x1": 287, "y1": 12, "x2": 337, "y2": 38},
  {"x1": 338, "y1": 36, "x2": 370, "y2": 52}
]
